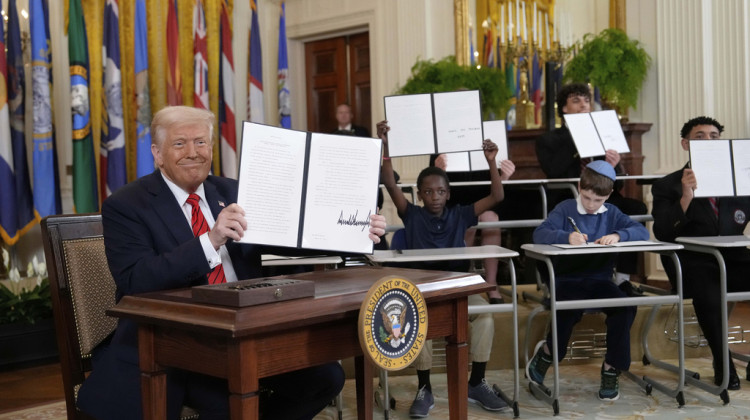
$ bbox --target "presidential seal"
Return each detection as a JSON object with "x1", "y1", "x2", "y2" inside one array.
[
  {"x1": 358, "y1": 276, "x2": 428, "y2": 371},
  {"x1": 733, "y1": 209, "x2": 746, "y2": 225}
]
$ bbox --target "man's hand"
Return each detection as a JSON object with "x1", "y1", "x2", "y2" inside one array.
[
  {"x1": 368, "y1": 213, "x2": 387, "y2": 243},
  {"x1": 604, "y1": 149, "x2": 621, "y2": 167},
  {"x1": 499, "y1": 159, "x2": 516, "y2": 181},
  {"x1": 434, "y1": 154, "x2": 448, "y2": 171},
  {"x1": 208, "y1": 204, "x2": 247, "y2": 250},
  {"x1": 569, "y1": 231, "x2": 589, "y2": 245},
  {"x1": 595, "y1": 233, "x2": 620, "y2": 245},
  {"x1": 679, "y1": 168, "x2": 697, "y2": 212},
  {"x1": 483, "y1": 139, "x2": 498, "y2": 163}
]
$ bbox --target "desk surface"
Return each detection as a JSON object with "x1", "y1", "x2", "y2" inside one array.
[
  {"x1": 676, "y1": 235, "x2": 750, "y2": 247},
  {"x1": 108, "y1": 266, "x2": 492, "y2": 339},
  {"x1": 368, "y1": 245, "x2": 518, "y2": 263},
  {"x1": 522, "y1": 241, "x2": 683, "y2": 256}
]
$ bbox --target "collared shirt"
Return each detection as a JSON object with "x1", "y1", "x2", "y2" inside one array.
[
  {"x1": 337, "y1": 123, "x2": 353, "y2": 131},
  {"x1": 161, "y1": 173, "x2": 239, "y2": 283},
  {"x1": 575, "y1": 195, "x2": 609, "y2": 215}
]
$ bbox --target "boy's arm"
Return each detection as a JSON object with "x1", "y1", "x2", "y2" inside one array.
[
  {"x1": 611, "y1": 207, "x2": 650, "y2": 242},
  {"x1": 377, "y1": 121, "x2": 408, "y2": 217},
  {"x1": 533, "y1": 205, "x2": 576, "y2": 244},
  {"x1": 473, "y1": 140, "x2": 507, "y2": 216}
]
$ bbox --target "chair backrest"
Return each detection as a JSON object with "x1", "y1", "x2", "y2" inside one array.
[{"x1": 41, "y1": 214, "x2": 117, "y2": 420}]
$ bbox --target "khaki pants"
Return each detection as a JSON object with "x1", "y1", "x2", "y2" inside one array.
[{"x1": 412, "y1": 294, "x2": 494, "y2": 370}]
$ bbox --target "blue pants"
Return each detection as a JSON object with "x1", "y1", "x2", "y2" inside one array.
[{"x1": 545, "y1": 277, "x2": 636, "y2": 371}]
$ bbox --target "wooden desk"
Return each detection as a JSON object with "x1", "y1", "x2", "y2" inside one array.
[
  {"x1": 675, "y1": 235, "x2": 750, "y2": 403},
  {"x1": 367, "y1": 245, "x2": 521, "y2": 417},
  {"x1": 261, "y1": 254, "x2": 342, "y2": 270},
  {"x1": 107, "y1": 266, "x2": 492, "y2": 420},
  {"x1": 521, "y1": 242, "x2": 686, "y2": 414}
]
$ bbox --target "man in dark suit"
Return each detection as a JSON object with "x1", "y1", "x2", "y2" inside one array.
[
  {"x1": 652, "y1": 116, "x2": 750, "y2": 391},
  {"x1": 332, "y1": 103, "x2": 370, "y2": 137},
  {"x1": 77, "y1": 106, "x2": 387, "y2": 419}
]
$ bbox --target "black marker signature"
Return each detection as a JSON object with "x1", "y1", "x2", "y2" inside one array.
[{"x1": 337, "y1": 209, "x2": 371, "y2": 231}]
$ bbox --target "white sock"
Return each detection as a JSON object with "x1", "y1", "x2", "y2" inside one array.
[{"x1": 613, "y1": 272, "x2": 630, "y2": 285}]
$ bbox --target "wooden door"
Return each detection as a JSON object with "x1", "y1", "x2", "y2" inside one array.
[{"x1": 305, "y1": 33, "x2": 370, "y2": 134}]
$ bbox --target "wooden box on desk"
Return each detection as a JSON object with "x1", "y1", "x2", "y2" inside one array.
[{"x1": 192, "y1": 278, "x2": 315, "y2": 307}]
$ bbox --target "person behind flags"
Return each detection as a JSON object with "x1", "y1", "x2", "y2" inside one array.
[
  {"x1": 534, "y1": 83, "x2": 647, "y2": 295},
  {"x1": 332, "y1": 103, "x2": 370, "y2": 137},
  {"x1": 652, "y1": 116, "x2": 750, "y2": 391},
  {"x1": 77, "y1": 106, "x2": 387, "y2": 420}
]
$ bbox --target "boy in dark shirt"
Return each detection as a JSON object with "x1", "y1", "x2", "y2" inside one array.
[
  {"x1": 529, "y1": 161, "x2": 649, "y2": 401},
  {"x1": 378, "y1": 120, "x2": 514, "y2": 417}
]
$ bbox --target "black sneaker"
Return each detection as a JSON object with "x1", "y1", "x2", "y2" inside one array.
[
  {"x1": 599, "y1": 363, "x2": 620, "y2": 401},
  {"x1": 526, "y1": 341, "x2": 551, "y2": 385},
  {"x1": 409, "y1": 385, "x2": 434, "y2": 418},
  {"x1": 714, "y1": 360, "x2": 741, "y2": 390},
  {"x1": 618, "y1": 280, "x2": 644, "y2": 297},
  {"x1": 467, "y1": 379, "x2": 509, "y2": 412}
]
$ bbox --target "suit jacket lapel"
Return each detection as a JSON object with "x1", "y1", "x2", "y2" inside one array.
[
  {"x1": 145, "y1": 171, "x2": 195, "y2": 245},
  {"x1": 204, "y1": 178, "x2": 229, "y2": 220}
]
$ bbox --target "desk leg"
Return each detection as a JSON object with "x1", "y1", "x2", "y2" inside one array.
[
  {"x1": 355, "y1": 355, "x2": 374, "y2": 420},
  {"x1": 228, "y1": 340, "x2": 260, "y2": 419},
  {"x1": 446, "y1": 297, "x2": 469, "y2": 420},
  {"x1": 138, "y1": 325, "x2": 167, "y2": 420}
]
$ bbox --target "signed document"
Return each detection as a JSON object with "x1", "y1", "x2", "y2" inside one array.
[
  {"x1": 444, "y1": 120, "x2": 508, "y2": 172},
  {"x1": 564, "y1": 110, "x2": 630, "y2": 158},
  {"x1": 237, "y1": 122, "x2": 382, "y2": 254},
  {"x1": 384, "y1": 90, "x2": 483, "y2": 157},
  {"x1": 689, "y1": 138, "x2": 750, "y2": 197}
]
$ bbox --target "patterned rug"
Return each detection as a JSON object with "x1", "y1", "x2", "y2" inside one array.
[{"x1": 3, "y1": 358, "x2": 750, "y2": 419}]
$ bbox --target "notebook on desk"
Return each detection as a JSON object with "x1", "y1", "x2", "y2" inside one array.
[{"x1": 551, "y1": 240, "x2": 660, "y2": 249}]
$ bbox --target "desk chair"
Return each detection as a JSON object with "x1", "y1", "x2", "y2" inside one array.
[{"x1": 41, "y1": 214, "x2": 199, "y2": 420}]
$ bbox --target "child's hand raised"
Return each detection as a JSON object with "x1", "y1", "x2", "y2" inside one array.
[
  {"x1": 482, "y1": 139, "x2": 498, "y2": 162},
  {"x1": 376, "y1": 120, "x2": 390, "y2": 145},
  {"x1": 499, "y1": 159, "x2": 515, "y2": 181}
]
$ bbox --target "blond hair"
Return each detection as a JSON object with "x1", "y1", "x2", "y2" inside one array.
[{"x1": 151, "y1": 106, "x2": 215, "y2": 146}]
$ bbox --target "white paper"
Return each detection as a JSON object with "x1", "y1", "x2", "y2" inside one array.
[
  {"x1": 237, "y1": 123, "x2": 307, "y2": 247},
  {"x1": 563, "y1": 113, "x2": 606, "y2": 158},
  {"x1": 590, "y1": 110, "x2": 630, "y2": 153},
  {"x1": 553, "y1": 240, "x2": 660, "y2": 249},
  {"x1": 732, "y1": 139, "x2": 750, "y2": 196},
  {"x1": 444, "y1": 152, "x2": 472, "y2": 172},
  {"x1": 301, "y1": 133, "x2": 381, "y2": 254},
  {"x1": 433, "y1": 90, "x2": 484, "y2": 153},
  {"x1": 482, "y1": 120, "x2": 509, "y2": 162},
  {"x1": 690, "y1": 139, "x2": 735, "y2": 197},
  {"x1": 384, "y1": 94, "x2": 435, "y2": 157}
]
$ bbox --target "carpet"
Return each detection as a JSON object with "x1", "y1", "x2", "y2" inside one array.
[{"x1": 3, "y1": 358, "x2": 750, "y2": 419}]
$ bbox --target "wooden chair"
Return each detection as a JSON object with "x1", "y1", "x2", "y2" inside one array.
[{"x1": 42, "y1": 214, "x2": 198, "y2": 419}]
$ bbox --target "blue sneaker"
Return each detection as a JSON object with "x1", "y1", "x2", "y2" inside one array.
[
  {"x1": 409, "y1": 385, "x2": 434, "y2": 418},
  {"x1": 598, "y1": 363, "x2": 620, "y2": 401},
  {"x1": 468, "y1": 379, "x2": 509, "y2": 412},
  {"x1": 526, "y1": 340, "x2": 551, "y2": 385}
]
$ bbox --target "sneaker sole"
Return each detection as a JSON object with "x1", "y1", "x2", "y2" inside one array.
[
  {"x1": 409, "y1": 403, "x2": 435, "y2": 418},
  {"x1": 467, "y1": 397, "x2": 510, "y2": 412},
  {"x1": 598, "y1": 393, "x2": 620, "y2": 401},
  {"x1": 526, "y1": 340, "x2": 547, "y2": 385}
]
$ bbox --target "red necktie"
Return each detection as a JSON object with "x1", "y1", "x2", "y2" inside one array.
[
  {"x1": 187, "y1": 193, "x2": 226, "y2": 284},
  {"x1": 708, "y1": 197, "x2": 719, "y2": 218}
]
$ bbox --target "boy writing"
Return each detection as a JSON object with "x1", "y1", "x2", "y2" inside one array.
[
  {"x1": 528, "y1": 160, "x2": 649, "y2": 401},
  {"x1": 377, "y1": 120, "x2": 515, "y2": 417}
]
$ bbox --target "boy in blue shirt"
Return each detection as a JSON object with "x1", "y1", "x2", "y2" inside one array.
[
  {"x1": 528, "y1": 160, "x2": 649, "y2": 401},
  {"x1": 378, "y1": 120, "x2": 514, "y2": 417}
]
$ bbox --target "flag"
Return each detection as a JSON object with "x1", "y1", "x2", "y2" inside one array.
[
  {"x1": 69, "y1": 0, "x2": 99, "y2": 213},
  {"x1": 134, "y1": 0, "x2": 153, "y2": 177},
  {"x1": 247, "y1": 0, "x2": 264, "y2": 123},
  {"x1": 219, "y1": 1, "x2": 237, "y2": 178},
  {"x1": 277, "y1": 1, "x2": 291, "y2": 129},
  {"x1": 166, "y1": 0, "x2": 182, "y2": 106},
  {"x1": 30, "y1": 0, "x2": 61, "y2": 218},
  {"x1": 2, "y1": 0, "x2": 38, "y2": 243},
  {"x1": 193, "y1": 0, "x2": 209, "y2": 109},
  {"x1": 469, "y1": 26, "x2": 475, "y2": 66},
  {"x1": 531, "y1": 51, "x2": 543, "y2": 124},
  {"x1": 101, "y1": 0, "x2": 126, "y2": 198},
  {"x1": 483, "y1": 27, "x2": 494, "y2": 67}
]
